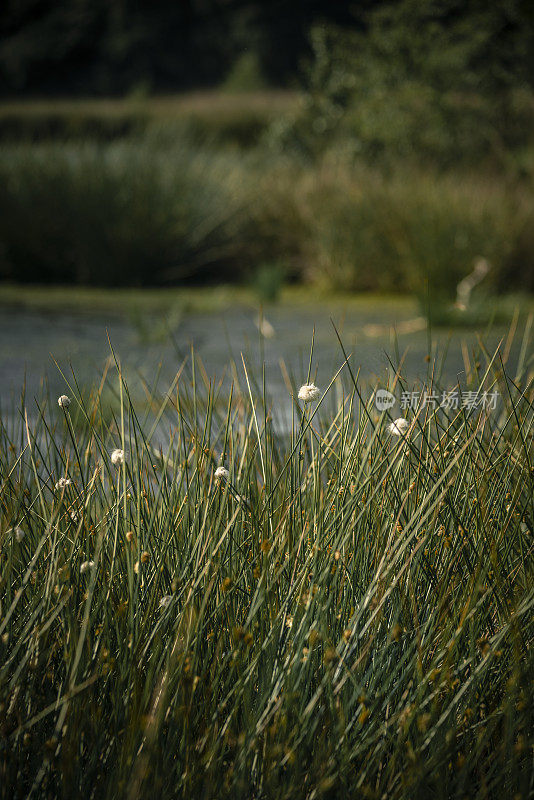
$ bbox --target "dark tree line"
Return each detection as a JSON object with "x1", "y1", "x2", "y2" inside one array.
[
  {"x1": 0, "y1": 0, "x2": 361, "y2": 96},
  {"x1": 1, "y1": 0, "x2": 533, "y2": 98}
]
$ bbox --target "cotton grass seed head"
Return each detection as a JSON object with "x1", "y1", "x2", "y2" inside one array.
[
  {"x1": 111, "y1": 449, "x2": 125, "y2": 466},
  {"x1": 55, "y1": 477, "x2": 72, "y2": 490},
  {"x1": 388, "y1": 418, "x2": 409, "y2": 436},
  {"x1": 215, "y1": 466, "x2": 229, "y2": 481},
  {"x1": 298, "y1": 383, "x2": 320, "y2": 403},
  {"x1": 57, "y1": 395, "x2": 71, "y2": 409},
  {"x1": 7, "y1": 526, "x2": 25, "y2": 542},
  {"x1": 80, "y1": 560, "x2": 94, "y2": 574}
]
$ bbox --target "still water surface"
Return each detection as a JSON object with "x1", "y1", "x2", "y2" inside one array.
[{"x1": 0, "y1": 302, "x2": 520, "y2": 421}]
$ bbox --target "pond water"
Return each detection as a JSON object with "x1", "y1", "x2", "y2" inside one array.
[{"x1": 0, "y1": 300, "x2": 522, "y2": 426}]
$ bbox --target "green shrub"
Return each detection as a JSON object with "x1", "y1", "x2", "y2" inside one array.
[{"x1": 271, "y1": 2, "x2": 534, "y2": 167}]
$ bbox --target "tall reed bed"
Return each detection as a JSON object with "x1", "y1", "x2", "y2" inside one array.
[
  {"x1": 0, "y1": 329, "x2": 533, "y2": 799},
  {"x1": 1, "y1": 136, "x2": 533, "y2": 298}
]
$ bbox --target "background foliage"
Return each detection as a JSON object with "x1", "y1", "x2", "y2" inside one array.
[
  {"x1": 274, "y1": 0, "x2": 534, "y2": 163},
  {"x1": 1, "y1": 0, "x2": 534, "y2": 305}
]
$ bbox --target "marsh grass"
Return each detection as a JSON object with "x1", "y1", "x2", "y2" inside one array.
[
  {"x1": 0, "y1": 327, "x2": 533, "y2": 799},
  {"x1": 1, "y1": 136, "x2": 533, "y2": 301}
]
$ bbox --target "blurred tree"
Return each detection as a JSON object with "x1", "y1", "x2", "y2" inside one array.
[{"x1": 275, "y1": 0, "x2": 534, "y2": 163}]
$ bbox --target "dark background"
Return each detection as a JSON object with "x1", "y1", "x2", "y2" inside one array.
[
  {"x1": 2, "y1": 0, "x2": 532, "y2": 97},
  {"x1": 0, "y1": 1, "x2": 361, "y2": 95}
]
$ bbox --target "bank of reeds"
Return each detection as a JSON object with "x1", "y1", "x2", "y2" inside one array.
[{"x1": 1, "y1": 137, "x2": 533, "y2": 300}]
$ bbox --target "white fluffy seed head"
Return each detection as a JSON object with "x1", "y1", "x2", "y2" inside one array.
[
  {"x1": 159, "y1": 595, "x2": 173, "y2": 609},
  {"x1": 111, "y1": 449, "x2": 125, "y2": 466},
  {"x1": 57, "y1": 395, "x2": 71, "y2": 409},
  {"x1": 55, "y1": 477, "x2": 72, "y2": 490},
  {"x1": 80, "y1": 560, "x2": 94, "y2": 574},
  {"x1": 298, "y1": 383, "x2": 320, "y2": 403},
  {"x1": 388, "y1": 418, "x2": 410, "y2": 436},
  {"x1": 215, "y1": 466, "x2": 229, "y2": 481},
  {"x1": 7, "y1": 526, "x2": 25, "y2": 542}
]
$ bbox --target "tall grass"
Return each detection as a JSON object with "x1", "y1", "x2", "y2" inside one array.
[{"x1": 0, "y1": 327, "x2": 532, "y2": 798}]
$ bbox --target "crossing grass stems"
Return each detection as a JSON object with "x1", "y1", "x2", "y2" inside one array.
[{"x1": 0, "y1": 327, "x2": 533, "y2": 799}]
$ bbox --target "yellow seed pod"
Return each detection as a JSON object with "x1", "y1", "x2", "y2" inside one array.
[
  {"x1": 391, "y1": 623, "x2": 402, "y2": 641},
  {"x1": 308, "y1": 629, "x2": 319, "y2": 646},
  {"x1": 323, "y1": 647, "x2": 337, "y2": 664}
]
